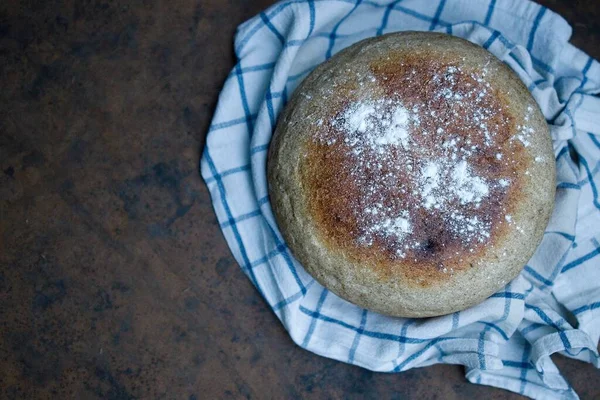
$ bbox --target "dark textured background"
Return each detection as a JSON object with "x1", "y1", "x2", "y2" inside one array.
[{"x1": 1, "y1": 0, "x2": 599, "y2": 399}]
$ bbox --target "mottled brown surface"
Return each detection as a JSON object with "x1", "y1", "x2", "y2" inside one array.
[
  {"x1": 303, "y1": 49, "x2": 527, "y2": 283},
  {"x1": 0, "y1": 0, "x2": 598, "y2": 399}
]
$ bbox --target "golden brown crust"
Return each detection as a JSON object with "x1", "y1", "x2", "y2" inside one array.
[
  {"x1": 268, "y1": 32, "x2": 555, "y2": 317},
  {"x1": 302, "y1": 55, "x2": 529, "y2": 286}
]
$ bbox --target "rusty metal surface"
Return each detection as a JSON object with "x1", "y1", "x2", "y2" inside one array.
[{"x1": 1, "y1": 0, "x2": 598, "y2": 398}]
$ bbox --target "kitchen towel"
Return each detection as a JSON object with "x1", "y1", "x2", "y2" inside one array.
[{"x1": 200, "y1": 0, "x2": 600, "y2": 398}]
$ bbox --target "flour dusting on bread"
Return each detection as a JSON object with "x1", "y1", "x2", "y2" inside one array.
[{"x1": 313, "y1": 63, "x2": 533, "y2": 260}]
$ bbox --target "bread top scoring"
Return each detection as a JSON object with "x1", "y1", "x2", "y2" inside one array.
[{"x1": 299, "y1": 50, "x2": 541, "y2": 285}]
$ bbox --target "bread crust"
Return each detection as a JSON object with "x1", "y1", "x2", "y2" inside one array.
[{"x1": 268, "y1": 32, "x2": 555, "y2": 318}]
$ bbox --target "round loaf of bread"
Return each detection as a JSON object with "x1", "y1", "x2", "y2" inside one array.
[{"x1": 268, "y1": 32, "x2": 555, "y2": 318}]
